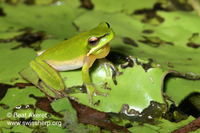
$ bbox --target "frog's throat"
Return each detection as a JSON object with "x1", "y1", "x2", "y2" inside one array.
[
  {"x1": 87, "y1": 43, "x2": 110, "y2": 57},
  {"x1": 87, "y1": 44, "x2": 110, "y2": 59}
]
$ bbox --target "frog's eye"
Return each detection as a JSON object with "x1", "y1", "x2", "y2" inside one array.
[{"x1": 88, "y1": 37, "x2": 99, "y2": 46}]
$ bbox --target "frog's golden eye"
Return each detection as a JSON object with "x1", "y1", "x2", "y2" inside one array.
[{"x1": 88, "y1": 37, "x2": 99, "y2": 46}]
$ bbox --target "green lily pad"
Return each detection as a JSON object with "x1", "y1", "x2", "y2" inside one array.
[
  {"x1": 156, "y1": 116, "x2": 195, "y2": 133},
  {"x1": 63, "y1": 57, "x2": 167, "y2": 114},
  {"x1": 1, "y1": 124, "x2": 33, "y2": 133},
  {"x1": 0, "y1": 86, "x2": 48, "y2": 132},
  {"x1": 0, "y1": 2, "x2": 82, "y2": 39},
  {"x1": 0, "y1": 87, "x2": 45, "y2": 109},
  {"x1": 91, "y1": 0, "x2": 157, "y2": 14},
  {"x1": 165, "y1": 77, "x2": 200, "y2": 105}
]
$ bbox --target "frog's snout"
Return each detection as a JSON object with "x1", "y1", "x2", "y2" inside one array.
[{"x1": 105, "y1": 22, "x2": 110, "y2": 28}]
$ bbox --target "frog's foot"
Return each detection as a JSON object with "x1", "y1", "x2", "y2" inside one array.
[{"x1": 86, "y1": 84, "x2": 108, "y2": 104}]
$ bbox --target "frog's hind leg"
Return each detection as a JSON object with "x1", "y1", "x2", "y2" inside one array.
[{"x1": 30, "y1": 60, "x2": 65, "y2": 92}]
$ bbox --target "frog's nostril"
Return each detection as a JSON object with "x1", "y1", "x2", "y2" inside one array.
[{"x1": 105, "y1": 22, "x2": 110, "y2": 28}]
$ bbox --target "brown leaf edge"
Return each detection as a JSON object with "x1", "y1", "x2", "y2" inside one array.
[
  {"x1": 70, "y1": 99, "x2": 131, "y2": 133},
  {"x1": 161, "y1": 70, "x2": 200, "y2": 132},
  {"x1": 172, "y1": 116, "x2": 200, "y2": 133}
]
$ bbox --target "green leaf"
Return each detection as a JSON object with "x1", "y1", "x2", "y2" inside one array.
[
  {"x1": 91, "y1": 0, "x2": 157, "y2": 14},
  {"x1": 165, "y1": 77, "x2": 200, "y2": 105},
  {"x1": 66, "y1": 57, "x2": 167, "y2": 113},
  {"x1": 0, "y1": 87, "x2": 45, "y2": 109}
]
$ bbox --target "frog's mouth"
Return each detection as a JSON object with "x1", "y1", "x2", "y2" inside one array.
[
  {"x1": 87, "y1": 43, "x2": 110, "y2": 59},
  {"x1": 87, "y1": 43, "x2": 108, "y2": 56}
]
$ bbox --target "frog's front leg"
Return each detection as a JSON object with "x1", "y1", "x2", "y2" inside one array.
[{"x1": 82, "y1": 56, "x2": 108, "y2": 104}]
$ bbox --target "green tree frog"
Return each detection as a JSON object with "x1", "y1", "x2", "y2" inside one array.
[{"x1": 30, "y1": 22, "x2": 115, "y2": 104}]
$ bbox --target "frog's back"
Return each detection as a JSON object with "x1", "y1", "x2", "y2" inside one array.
[{"x1": 37, "y1": 32, "x2": 89, "y2": 62}]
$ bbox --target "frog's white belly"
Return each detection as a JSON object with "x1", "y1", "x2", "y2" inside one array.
[{"x1": 45, "y1": 55, "x2": 86, "y2": 71}]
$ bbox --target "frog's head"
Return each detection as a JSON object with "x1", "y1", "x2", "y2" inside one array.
[{"x1": 86, "y1": 22, "x2": 115, "y2": 56}]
